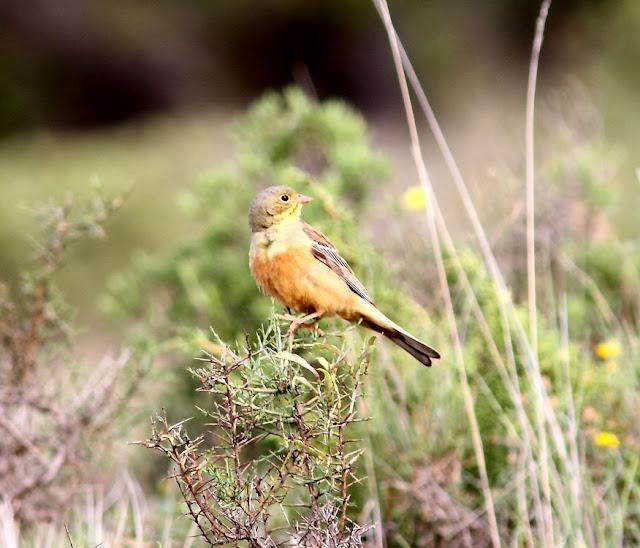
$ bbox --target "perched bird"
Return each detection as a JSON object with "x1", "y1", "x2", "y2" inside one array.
[{"x1": 248, "y1": 185, "x2": 441, "y2": 367}]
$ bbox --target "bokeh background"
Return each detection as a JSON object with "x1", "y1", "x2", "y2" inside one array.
[
  {"x1": 2, "y1": 0, "x2": 639, "y2": 324},
  {"x1": 1, "y1": 1, "x2": 640, "y2": 545}
]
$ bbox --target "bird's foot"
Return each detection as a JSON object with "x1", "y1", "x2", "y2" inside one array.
[
  {"x1": 276, "y1": 313, "x2": 300, "y2": 324},
  {"x1": 293, "y1": 320, "x2": 325, "y2": 337},
  {"x1": 277, "y1": 312, "x2": 324, "y2": 337}
]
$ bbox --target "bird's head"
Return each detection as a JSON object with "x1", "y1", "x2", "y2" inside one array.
[{"x1": 248, "y1": 185, "x2": 313, "y2": 233}]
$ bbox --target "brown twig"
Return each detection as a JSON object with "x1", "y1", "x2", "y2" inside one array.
[{"x1": 141, "y1": 329, "x2": 369, "y2": 546}]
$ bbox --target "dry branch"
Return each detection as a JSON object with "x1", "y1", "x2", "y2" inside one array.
[{"x1": 138, "y1": 325, "x2": 372, "y2": 546}]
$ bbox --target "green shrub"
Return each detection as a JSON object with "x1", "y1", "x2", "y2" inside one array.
[
  {"x1": 140, "y1": 320, "x2": 373, "y2": 546},
  {"x1": 104, "y1": 87, "x2": 640, "y2": 545}
]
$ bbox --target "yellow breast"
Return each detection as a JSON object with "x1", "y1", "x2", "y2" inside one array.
[{"x1": 252, "y1": 221, "x2": 309, "y2": 259}]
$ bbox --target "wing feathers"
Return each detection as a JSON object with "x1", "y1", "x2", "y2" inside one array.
[
  {"x1": 302, "y1": 222, "x2": 374, "y2": 304},
  {"x1": 300, "y1": 221, "x2": 441, "y2": 366}
]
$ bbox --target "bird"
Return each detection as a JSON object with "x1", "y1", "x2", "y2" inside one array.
[{"x1": 248, "y1": 185, "x2": 441, "y2": 367}]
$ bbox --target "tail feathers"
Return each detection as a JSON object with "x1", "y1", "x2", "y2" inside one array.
[
  {"x1": 360, "y1": 308, "x2": 440, "y2": 367},
  {"x1": 384, "y1": 329, "x2": 440, "y2": 367}
]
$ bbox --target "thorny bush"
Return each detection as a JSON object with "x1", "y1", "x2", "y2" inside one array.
[
  {"x1": 0, "y1": 193, "x2": 139, "y2": 524},
  {"x1": 140, "y1": 320, "x2": 373, "y2": 546}
]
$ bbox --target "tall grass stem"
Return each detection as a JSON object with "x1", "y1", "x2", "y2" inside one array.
[{"x1": 373, "y1": 1, "x2": 501, "y2": 545}]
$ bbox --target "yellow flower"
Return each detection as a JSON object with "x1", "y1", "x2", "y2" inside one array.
[
  {"x1": 594, "y1": 339, "x2": 621, "y2": 360},
  {"x1": 402, "y1": 185, "x2": 428, "y2": 211},
  {"x1": 593, "y1": 431, "x2": 620, "y2": 449}
]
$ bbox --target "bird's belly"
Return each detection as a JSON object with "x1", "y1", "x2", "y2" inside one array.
[{"x1": 250, "y1": 247, "x2": 355, "y2": 315}]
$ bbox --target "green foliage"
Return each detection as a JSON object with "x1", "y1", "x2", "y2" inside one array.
[
  {"x1": 101, "y1": 88, "x2": 387, "y2": 339},
  {"x1": 98, "y1": 88, "x2": 640, "y2": 545},
  {"x1": 99, "y1": 88, "x2": 390, "y2": 423},
  {"x1": 541, "y1": 102, "x2": 640, "y2": 331},
  {"x1": 141, "y1": 320, "x2": 372, "y2": 546}
]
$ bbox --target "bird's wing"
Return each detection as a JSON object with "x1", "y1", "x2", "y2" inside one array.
[{"x1": 302, "y1": 222, "x2": 374, "y2": 305}]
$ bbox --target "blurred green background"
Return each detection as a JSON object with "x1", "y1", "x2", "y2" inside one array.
[
  {"x1": 2, "y1": 1, "x2": 638, "y2": 335},
  {"x1": 2, "y1": 2, "x2": 640, "y2": 544}
]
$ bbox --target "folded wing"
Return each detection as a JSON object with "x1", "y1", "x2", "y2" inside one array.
[{"x1": 302, "y1": 222, "x2": 374, "y2": 305}]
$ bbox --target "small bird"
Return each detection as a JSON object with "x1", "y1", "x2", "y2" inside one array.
[{"x1": 248, "y1": 185, "x2": 441, "y2": 367}]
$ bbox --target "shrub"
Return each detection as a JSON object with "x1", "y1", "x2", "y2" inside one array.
[
  {"x1": 139, "y1": 320, "x2": 373, "y2": 546},
  {"x1": 0, "y1": 192, "x2": 140, "y2": 524},
  {"x1": 107, "y1": 87, "x2": 639, "y2": 545}
]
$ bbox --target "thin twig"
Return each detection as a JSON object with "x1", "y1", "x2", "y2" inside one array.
[{"x1": 64, "y1": 523, "x2": 74, "y2": 548}]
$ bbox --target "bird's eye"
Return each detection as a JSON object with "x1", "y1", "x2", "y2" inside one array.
[{"x1": 280, "y1": 194, "x2": 289, "y2": 202}]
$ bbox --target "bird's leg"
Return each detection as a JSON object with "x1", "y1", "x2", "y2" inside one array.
[
  {"x1": 284, "y1": 311, "x2": 324, "y2": 336},
  {"x1": 299, "y1": 318, "x2": 325, "y2": 337},
  {"x1": 275, "y1": 312, "x2": 300, "y2": 323}
]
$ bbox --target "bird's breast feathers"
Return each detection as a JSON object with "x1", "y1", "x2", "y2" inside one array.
[
  {"x1": 250, "y1": 221, "x2": 311, "y2": 261},
  {"x1": 249, "y1": 221, "x2": 355, "y2": 314},
  {"x1": 249, "y1": 222, "x2": 311, "y2": 301}
]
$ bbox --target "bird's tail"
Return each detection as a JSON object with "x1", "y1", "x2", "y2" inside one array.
[{"x1": 358, "y1": 304, "x2": 440, "y2": 367}]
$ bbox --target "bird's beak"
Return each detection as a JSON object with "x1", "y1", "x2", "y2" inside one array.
[{"x1": 297, "y1": 194, "x2": 313, "y2": 204}]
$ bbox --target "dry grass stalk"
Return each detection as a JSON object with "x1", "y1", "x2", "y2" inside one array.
[
  {"x1": 372, "y1": 0, "x2": 501, "y2": 545},
  {"x1": 366, "y1": 0, "x2": 622, "y2": 545},
  {"x1": 389, "y1": 455, "x2": 494, "y2": 548},
  {"x1": 525, "y1": 3, "x2": 554, "y2": 543}
]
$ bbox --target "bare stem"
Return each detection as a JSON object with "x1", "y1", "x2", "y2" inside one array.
[
  {"x1": 526, "y1": 3, "x2": 553, "y2": 544},
  {"x1": 526, "y1": 0, "x2": 551, "y2": 357},
  {"x1": 373, "y1": 1, "x2": 501, "y2": 546}
]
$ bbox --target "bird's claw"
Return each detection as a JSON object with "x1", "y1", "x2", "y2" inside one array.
[
  {"x1": 276, "y1": 313, "x2": 300, "y2": 323},
  {"x1": 285, "y1": 321, "x2": 324, "y2": 337},
  {"x1": 277, "y1": 313, "x2": 324, "y2": 337}
]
